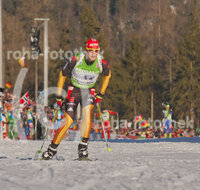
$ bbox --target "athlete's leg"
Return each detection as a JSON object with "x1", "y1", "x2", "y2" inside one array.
[
  {"x1": 52, "y1": 112, "x2": 73, "y2": 144},
  {"x1": 78, "y1": 89, "x2": 95, "y2": 158},
  {"x1": 29, "y1": 122, "x2": 34, "y2": 140},
  {"x1": 42, "y1": 113, "x2": 75, "y2": 160},
  {"x1": 168, "y1": 120, "x2": 172, "y2": 138},
  {"x1": 164, "y1": 120, "x2": 169, "y2": 138},
  {"x1": 165, "y1": 120, "x2": 172, "y2": 138},
  {"x1": 42, "y1": 89, "x2": 80, "y2": 160},
  {"x1": 25, "y1": 126, "x2": 29, "y2": 139},
  {"x1": 81, "y1": 105, "x2": 94, "y2": 138},
  {"x1": 77, "y1": 104, "x2": 94, "y2": 158}
]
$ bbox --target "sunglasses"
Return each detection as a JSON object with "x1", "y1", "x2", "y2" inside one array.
[{"x1": 86, "y1": 48, "x2": 99, "y2": 53}]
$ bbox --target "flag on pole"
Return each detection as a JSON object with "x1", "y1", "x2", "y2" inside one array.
[
  {"x1": 141, "y1": 120, "x2": 150, "y2": 128},
  {"x1": 18, "y1": 56, "x2": 25, "y2": 67},
  {"x1": 20, "y1": 91, "x2": 30, "y2": 108},
  {"x1": 5, "y1": 82, "x2": 12, "y2": 89},
  {"x1": 95, "y1": 110, "x2": 117, "y2": 117},
  {"x1": 134, "y1": 114, "x2": 143, "y2": 123},
  {"x1": 108, "y1": 110, "x2": 117, "y2": 115}
]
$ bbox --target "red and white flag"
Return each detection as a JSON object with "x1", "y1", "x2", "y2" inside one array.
[
  {"x1": 134, "y1": 114, "x2": 143, "y2": 123},
  {"x1": 20, "y1": 91, "x2": 30, "y2": 107}
]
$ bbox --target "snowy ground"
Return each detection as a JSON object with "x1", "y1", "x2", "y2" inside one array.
[{"x1": 0, "y1": 140, "x2": 200, "y2": 190}]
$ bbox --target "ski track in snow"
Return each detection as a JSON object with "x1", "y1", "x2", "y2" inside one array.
[{"x1": 0, "y1": 140, "x2": 200, "y2": 190}]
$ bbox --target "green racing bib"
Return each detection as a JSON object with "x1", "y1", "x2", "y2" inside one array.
[{"x1": 71, "y1": 53, "x2": 103, "y2": 89}]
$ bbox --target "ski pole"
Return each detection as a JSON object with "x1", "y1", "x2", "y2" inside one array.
[
  {"x1": 96, "y1": 103, "x2": 111, "y2": 152},
  {"x1": 34, "y1": 108, "x2": 59, "y2": 158}
]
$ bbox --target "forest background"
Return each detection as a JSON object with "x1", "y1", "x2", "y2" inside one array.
[{"x1": 2, "y1": 0, "x2": 200, "y2": 128}]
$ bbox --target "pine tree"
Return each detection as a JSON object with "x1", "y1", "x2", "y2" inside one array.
[
  {"x1": 172, "y1": 9, "x2": 200, "y2": 127},
  {"x1": 79, "y1": 7, "x2": 107, "y2": 49},
  {"x1": 120, "y1": 34, "x2": 149, "y2": 120},
  {"x1": 79, "y1": 7, "x2": 100, "y2": 39}
]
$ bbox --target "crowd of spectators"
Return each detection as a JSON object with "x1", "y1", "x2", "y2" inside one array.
[
  {"x1": 116, "y1": 125, "x2": 199, "y2": 139},
  {"x1": 1, "y1": 88, "x2": 200, "y2": 141},
  {"x1": 0, "y1": 88, "x2": 63, "y2": 140}
]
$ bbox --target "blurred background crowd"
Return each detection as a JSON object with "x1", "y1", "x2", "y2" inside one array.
[{"x1": 1, "y1": 88, "x2": 200, "y2": 141}]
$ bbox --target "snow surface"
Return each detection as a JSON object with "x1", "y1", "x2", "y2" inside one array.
[{"x1": 0, "y1": 140, "x2": 200, "y2": 190}]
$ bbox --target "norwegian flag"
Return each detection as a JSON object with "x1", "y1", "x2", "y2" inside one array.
[
  {"x1": 134, "y1": 114, "x2": 143, "y2": 123},
  {"x1": 20, "y1": 91, "x2": 30, "y2": 107}
]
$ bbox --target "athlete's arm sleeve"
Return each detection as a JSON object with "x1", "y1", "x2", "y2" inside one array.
[
  {"x1": 99, "y1": 61, "x2": 111, "y2": 95},
  {"x1": 57, "y1": 58, "x2": 76, "y2": 96},
  {"x1": 57, "y1": 71, "x2": 67, "y2": 96}
]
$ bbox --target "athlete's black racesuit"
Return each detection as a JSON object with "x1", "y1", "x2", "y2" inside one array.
[{"x1": 52, "y1": 55, "x2": 111, "y2": 145}]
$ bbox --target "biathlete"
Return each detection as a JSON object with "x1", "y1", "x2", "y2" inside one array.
[
  {"x1": 42, "y1": 39, "x2": 111, "y2": 160},
  {"x1": 162, "y1": 104, "x2": 173, "y2": 138}
]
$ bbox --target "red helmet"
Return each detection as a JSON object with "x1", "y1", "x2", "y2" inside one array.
[{"x1": 86, "y1": 39, "x2": 100, "y2": 50}]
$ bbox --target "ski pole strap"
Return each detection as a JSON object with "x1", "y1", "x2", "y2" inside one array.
[
  {"x1": 66, "y1": 86, "x2": 74, "y2": 99},
  {"x1": 97, "y1": 103, "x2": 102, "y2": 119},
  {"x1": 52, "y1": 108, "x2": 59, "y2": 122},
  {"x1": 56, "y1": 96, "x2": 63, "y2": 107},
  {"x1": 96, "y1": 94, "x2": 103, "y2": 100},
  {"x1": 56, "y1": 96, "x2": 62, "y2": 101}
]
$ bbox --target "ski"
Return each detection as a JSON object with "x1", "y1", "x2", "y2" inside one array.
[
  {"x1": 16, "y1": 155, "x2": 65, "y2": 161},
  {"x1": 0, "y1": 156, "x2": 7, "y2": 159},
  {"x1": 2, "y1": 156, "x2": 97, "y2": 161},
  {"x1": 55, "y1": 155, "x2": 65, "y2": 161},
  {"x1": 39, "y1": 155, "x2": 65, "y2": 161},
  {"x1": 73, "y1": 157, "x2": 98, "y2": 161},
  {"x1": 16, "y1": 157, "x2": 33, "y2": 160}
]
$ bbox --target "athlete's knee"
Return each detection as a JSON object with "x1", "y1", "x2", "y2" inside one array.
[{"x1": 53, "y1": 113, "x2": 74, "y2": 144}]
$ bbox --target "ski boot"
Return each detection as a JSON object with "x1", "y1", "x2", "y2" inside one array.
[
  {"x1": 42, "y1": 143, "x2": 58, "y2": 160},
  {"x1": 78, "y1": 138, "x2": 89, "y2": 159}
]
